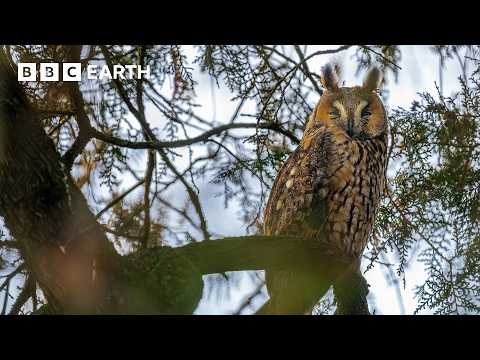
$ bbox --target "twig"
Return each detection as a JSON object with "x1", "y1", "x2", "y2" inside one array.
[
  {"x1": 1, "y1": 280, "x2": 10, "y2": 315},
  {"x1": 95, "y1": 178, "x2": 146, "y2": 219},
  {"x1": 0, "y1": 263, "x2": 26, "y2": 292},
  {"x1": 360, "y1": 45, "x2": 402, "y2": 70},
  {"x1": 158, "y1": 148, "x2": 210, "y2": 241},
  {"x1": 259, "y1": 45, "x2": 352, "y2": 121},
  {"x1": 233, "y1": 281, "x2": 266, "y2": 315},
  {"x1": 141, "y1": 150, "x2": 155, "y2": 248},
  {"x1": 294, "y1": 45, "x2": 323, "y2": 95}
]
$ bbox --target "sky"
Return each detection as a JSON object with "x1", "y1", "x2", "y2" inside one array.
[{"x1": 0, "y1": 45, "x2": 469, "y2": 315}]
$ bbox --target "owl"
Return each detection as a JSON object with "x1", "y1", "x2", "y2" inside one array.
[{"x1": 260, "y1": 65, "x2": 389, "y2": 314}]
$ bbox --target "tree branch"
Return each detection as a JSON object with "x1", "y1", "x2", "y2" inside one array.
[
  {"x1": 294, "y1": 45, "x2": 323, "y2": 95},
  {"x1": 157, "y1": 148, "x2": 210, "y2": 241},
  {"x1": 62, "y1": 45, "x2": 94, "y2": 172},
  {"x1": 91, "y1": 121, "x2": 300, "y2": 150},
  {"x1": 360, "y1": 45, "x2": 402, "y2": 71},
  {"x1": 8, "y1": 274, "x2": 35, "y2": 315},
  {"x1": 0, "y1": 240, "x2": 23, "y2": 250}
]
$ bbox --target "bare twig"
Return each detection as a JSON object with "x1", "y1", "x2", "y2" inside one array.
[
  {"x1": 233, "y1": 281, "x2": 266, "y2": 315},
  {"x1": 142, "y1": 150, "x2": 155, "y2": 248},
  {"x1": 294, "y1": 45, "x2": 323, "y2": 95},
  {"x1": 360, "y1": 45, "x2": 402, "y2": 71},
  {"x1": 158, "y1": 148, "x2": 210, "y2": 241},
  {"x1": 95, "y1": 179, "x2": 146, "y2": 219}
]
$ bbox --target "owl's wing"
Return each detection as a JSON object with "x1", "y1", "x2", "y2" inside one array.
[{"x1": 263, "y1": 124, "x2": 337, "y2": 237}]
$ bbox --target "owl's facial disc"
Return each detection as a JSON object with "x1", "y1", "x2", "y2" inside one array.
[{"x1": 330, "y1": 99, "x2": 369, "y2": 138}]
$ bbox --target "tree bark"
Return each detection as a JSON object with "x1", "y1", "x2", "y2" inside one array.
[{"x1": 0, "y1": 51, "x2": 122, "y2": 313}]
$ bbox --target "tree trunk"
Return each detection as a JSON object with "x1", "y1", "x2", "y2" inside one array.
[{"x1": 0, "y1": 52, "x2": 124, "y2": 313}]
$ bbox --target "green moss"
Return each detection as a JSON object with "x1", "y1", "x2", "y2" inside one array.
[{"x1": 119, "y1": 246, "x2": 203, "y2": 314}]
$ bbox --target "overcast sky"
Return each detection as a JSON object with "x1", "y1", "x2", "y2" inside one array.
[{"x1": 0, "y1": 45, "x2": 468, "y2": 315}]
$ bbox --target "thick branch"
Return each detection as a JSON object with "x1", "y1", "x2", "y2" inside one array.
[
  {"x1": 175, "y1": 235, "x2": 348, "y2": 274},
  {"x1": 181, "y1": 235, "x2": 372, "y2": 315}
]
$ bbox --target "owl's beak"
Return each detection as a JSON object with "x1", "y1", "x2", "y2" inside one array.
[{"x1": 346, "y1": 118, "x2": 354, "y2": 137}]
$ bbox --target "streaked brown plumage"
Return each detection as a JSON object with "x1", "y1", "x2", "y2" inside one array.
[{"x1": 260, "y1": 65, "x2": 389, "y2": 314}]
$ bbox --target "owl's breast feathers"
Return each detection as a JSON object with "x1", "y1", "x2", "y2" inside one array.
[{"x1": 263, "y1": 123, "x2": 387, "y2": 258}]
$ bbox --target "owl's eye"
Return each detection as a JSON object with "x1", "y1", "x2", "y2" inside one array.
[
  {"x1": 361, "y1": 108, "x2": 372, "y2": 118},
  {"x1": 329, "y1": 110, "x2": 340, "y2": 118}
]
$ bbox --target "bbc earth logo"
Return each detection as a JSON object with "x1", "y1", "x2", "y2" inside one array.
[{"x1": 17, "y1": 63, "x2": 151, "y2": 82}]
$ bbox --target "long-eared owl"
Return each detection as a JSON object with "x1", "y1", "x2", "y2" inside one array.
[{"x1": 260, "y1": 65, "x2": 389, "y2": 314}]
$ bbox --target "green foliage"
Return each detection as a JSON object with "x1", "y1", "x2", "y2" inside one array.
[{"x1": 378, "y1": 69, "x2": 480, "y2": 313}]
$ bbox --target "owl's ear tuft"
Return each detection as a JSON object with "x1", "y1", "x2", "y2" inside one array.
[
  {"x1": 320, "y1": 64, "x2": 339, "y2": 91},
  {"x1": 362, "y1": 67, "x2": 383, "y2": 92}
]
